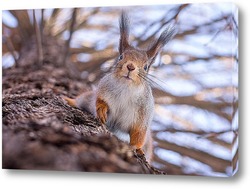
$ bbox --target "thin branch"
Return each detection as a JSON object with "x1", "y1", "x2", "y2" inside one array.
[
  {"x1": 2, "y1": 35, "x2": 19, "y2": 67},
  {"x1": 54, "y1": 8, "x2": 100, "y2": 38},
  {"x1": 9, "y1": 10, "x2": 33, "y2": 40},
  {"x1": 63, "y1": 8, "x2": 78, "y2": 65},
  {"x1": 44, "y1": 8, "x2": 61, "y2": 34},
  {"x1": 204, "y1": 16, "x2": 232, "y2": 46},
  {"x1": 135, "y1": 4, "x2": 189, "y2": 47},
  {"x1": 40, "y1": 9, "x2": 44, "y2": 39},
  {"x1": 33, "y1": 10, "x2": 43, "y2": 66},
  {"x1": 154, "y1": 137, "x2": 231, "y2": 173}
]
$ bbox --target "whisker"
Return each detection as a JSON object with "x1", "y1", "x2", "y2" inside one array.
[
  {"x1": 138, "y1": 73, "x2": 160, "y2": 87},
  {"x1": 138, "y1": 74, "x2": 153, "y2": 85},
  {"x1": 147, "y1": 73, "x2": 169, "y2": 87},
  {"x1": 138, "y1": 72, "x2": 167, "y2": 91}
]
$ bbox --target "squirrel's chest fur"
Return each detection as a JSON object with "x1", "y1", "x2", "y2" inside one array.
[{"x1": 97, "y1": 74, "x2": 154, "y2": 140}]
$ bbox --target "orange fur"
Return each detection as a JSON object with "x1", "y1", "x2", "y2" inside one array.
[
  {"x1": 129, "y1": 125, "x2": 147, "y2": 154},
  {"x1": 96, "y1": 98, "x2": 109, "y2": 124}
]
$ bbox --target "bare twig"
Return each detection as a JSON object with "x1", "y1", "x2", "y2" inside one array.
[
  {"x1": 33, "y1": 10, "x2": 43, "y2": 66},
  {"x1": 154, "y1": 137, "x2": 231, "y2": 173},
  {"x1": 2, "y1": 35, "x2": 19, "y2": 67},
  {"x1": 40, "y1": 9, "x2": 44, "y2": 41},
  {"x1": 9, "y1": 10, "x2": 33, "y2": 40},
  {"x1": 135, "y1": 4, "x2": 188, "y2": 48},
  {"x1": 63, "y1": 8, "x2": 78, "y2": 65},
  {"x1": 44, "y1": 8, "x2": 61, "y2": 34}
]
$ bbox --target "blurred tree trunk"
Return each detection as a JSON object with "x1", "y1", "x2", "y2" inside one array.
[{"x1": 2, "y1": 35, "x2": 164, "y2": 174}]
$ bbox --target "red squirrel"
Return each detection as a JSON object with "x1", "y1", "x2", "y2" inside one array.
[{"x1": 64, "y1": 12, "x2": 176, "y2": 162}]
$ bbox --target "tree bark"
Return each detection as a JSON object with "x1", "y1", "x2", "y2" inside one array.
[{"x1": 2, "y1": 36, "x2": 165, "y2": 175}]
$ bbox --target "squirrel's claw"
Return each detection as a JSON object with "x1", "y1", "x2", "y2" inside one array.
[{"x1": 136, "y1": 148, "x2": 145, "y2": 156}]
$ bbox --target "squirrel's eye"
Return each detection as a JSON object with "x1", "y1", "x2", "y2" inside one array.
[
  {"x1": 118, "y1": 54, "x2": 123, "y2": 61},
  {"x1": 143, "y1": 64, "x2": 148, "y2": 71}
]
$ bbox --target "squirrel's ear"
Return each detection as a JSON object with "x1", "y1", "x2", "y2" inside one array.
[
  {"x1": 119, "y1": 11, "x2": 130, "y2": 54},
  {"x1": 146, "y1": 25, "x2": 176, "y2": 65}
]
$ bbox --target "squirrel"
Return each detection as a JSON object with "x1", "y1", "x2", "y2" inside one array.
[{"x1": 63, "y1": 12, "x2": 176, "y2": 162}]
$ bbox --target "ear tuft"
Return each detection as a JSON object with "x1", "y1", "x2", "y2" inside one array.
[
  {"x1": 119, "y1": 11, "x2": 130, "y2": 54},
  {"x1": 146, "y1": 25, "x2": 177, "y2": 64}
]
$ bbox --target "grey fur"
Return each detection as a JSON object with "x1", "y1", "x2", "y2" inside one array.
[
  {"x1": 72, "y1": 12, "x2": 176, "y2": 162},
  {"x1": 97, "y1": 73, "x2": 154, "y2": 137}
]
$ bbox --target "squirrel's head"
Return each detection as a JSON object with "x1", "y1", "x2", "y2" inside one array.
[{"x1": 113, "y1": 12, "x2": 176, "y2": 86}]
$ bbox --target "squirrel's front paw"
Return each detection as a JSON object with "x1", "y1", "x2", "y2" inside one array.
[
  {"x1": 131, "y1": 145, "x2": 145, "y2": 156},
  {"x1": 96, "y1": 98, "x2": 108, "y2": 124},
  {"x1": 97, "y1": 107, "x2": 107, "y2": 124},
  {"x1": 136, "y1": 148, "x2": 145, "y2": 156}
]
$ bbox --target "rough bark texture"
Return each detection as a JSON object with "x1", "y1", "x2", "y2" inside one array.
[{"x1": 2, "y1": 37, "x2": 165, "y2": 175}]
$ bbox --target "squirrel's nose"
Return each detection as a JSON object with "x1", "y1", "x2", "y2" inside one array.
[{"x1": 127, "y1": 63, "x2": 135, "y2": 71}]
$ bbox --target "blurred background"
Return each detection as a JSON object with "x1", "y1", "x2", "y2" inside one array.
[{"x1": 2, "y1": 3, "x2": 238, "y2": 176}]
